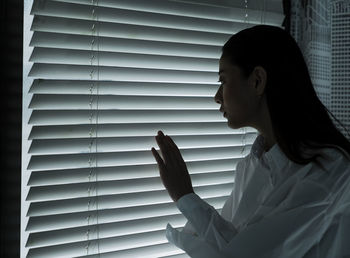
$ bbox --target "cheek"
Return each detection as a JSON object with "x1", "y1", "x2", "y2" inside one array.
[
  {"x1": 224, "y1": 87, "x2": 255, "y2": 118},
  {"x1": 224, "y1": 87, "x2": 246, "y2": 111}
]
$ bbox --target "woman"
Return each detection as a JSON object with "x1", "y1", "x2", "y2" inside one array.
[{"x1": 151, "y1": 25, "x2": 350, "y2": 258}]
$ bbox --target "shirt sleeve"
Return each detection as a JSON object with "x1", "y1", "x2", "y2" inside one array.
[
  {"x1": 166, "y1": 193, "x2": 238, "y2": 258},
  {"x1": 166, "y1": 148, "x2": 350, "y2": 258},
  {"x1": 166, "y1": 193, "x2": 324, "y2": 258},
  {"x1": 176, "y1": 158, "x2": 247, "y2": 240},
  {"x1": 166, "y1": 182, "x2": 350, "y2": 258}
]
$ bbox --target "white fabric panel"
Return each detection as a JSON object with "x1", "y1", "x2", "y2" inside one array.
[{"x1": 22, "y1": 0, "x2": 283, "y2": 256}]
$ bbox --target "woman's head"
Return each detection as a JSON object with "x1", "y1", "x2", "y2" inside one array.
[
  {"x1": 216, "y1": 25, "x2": 350, "y2": 164},
  {"x1": 216, "y1": 54, "x2": 267, "y2": 130}
]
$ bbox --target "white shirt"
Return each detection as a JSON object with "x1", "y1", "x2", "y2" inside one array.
[{"x1": 165, "y1": 134, "x2": 350, "y2": 258}]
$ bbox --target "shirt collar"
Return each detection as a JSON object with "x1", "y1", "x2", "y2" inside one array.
[{"x1": 251, "y1": 133, "x2": 289, "y2": 171}]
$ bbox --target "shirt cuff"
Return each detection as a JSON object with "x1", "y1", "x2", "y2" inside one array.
[
  {"x1": 176, "y1": 192, "x2": 217, "y2": 237},
  {"x1": 176, "y1": 192, "x2": 213, "y2": 213},
  {"x1": 176, "y1": 192, "x2": 200, "y2": 207}
]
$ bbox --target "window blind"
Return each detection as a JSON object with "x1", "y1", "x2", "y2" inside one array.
[{"x1": 21, "y1": 0, "x2": 285, "y2": 257}]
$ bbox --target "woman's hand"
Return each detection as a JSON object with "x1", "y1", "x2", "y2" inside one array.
[{"x1": 151, "y1": 130, "x2": 194, "y2": 202}]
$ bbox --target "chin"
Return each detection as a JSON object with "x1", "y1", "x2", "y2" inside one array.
[
  {"x1": 228, "y1": 124, "x2": 242, "y2": 130},
  {"x1": 227, "y1": 121, "x2": 240, "y2": 129},
  {"x1": 227, "y1": 118, "x2": 245, "y2": 130}
]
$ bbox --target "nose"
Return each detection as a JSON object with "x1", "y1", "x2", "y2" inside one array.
[{"x1": 214, "y1": 85, "x2": 223, "y2": 105}]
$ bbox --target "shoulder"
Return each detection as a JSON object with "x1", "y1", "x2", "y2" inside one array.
[
  {"x1": 317, "y1": 145, "x2": 350, "y2": 171},
  {"x1": 235, "y1": 152, "x2": 258, "y2": 191},
  {"x1": 300, "y1": 143, "x2": 350, "y2": 171},
  {"x1": 315, "y1": 146, "x2": 350, "y2": 212},
  {"x1": 323, "y1": 145, "x2": 350, "y2": 159},
  {"x1": 305, "y1": 145, "x2": 350, "y2": 191}
]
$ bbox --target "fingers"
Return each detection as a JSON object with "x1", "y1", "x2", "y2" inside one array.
[
  {"x1": 155, "y1": 132, "x2": 169, "y2": 163},
  {"x1": 153, "y1": 131, "x2": 183, "y2": 166},
  {"x1": 164, "y1": 135, "x2": 184, "y2": 163},
  {"x1": 151, "y1": 147, "x2": 164, "y2": 168},
  {"x1": 151, "y1": 147, "x2": 160, "y2": 162},
  {"x1": 153, "y1": 130, "x2": 170, "y2": 164}
]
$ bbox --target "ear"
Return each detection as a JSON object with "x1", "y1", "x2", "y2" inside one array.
[{"x1": 250, "y1": 66, "x2": 267, "y2": 97}]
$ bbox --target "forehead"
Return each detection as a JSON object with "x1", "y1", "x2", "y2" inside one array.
[{"x1": 219, "y1": 55, "x2": 241, "y2": 75}]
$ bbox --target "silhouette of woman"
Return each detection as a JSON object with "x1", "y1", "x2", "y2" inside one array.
[{"x1": 152, "y1": 25, "x2": 350, "y2": 258}]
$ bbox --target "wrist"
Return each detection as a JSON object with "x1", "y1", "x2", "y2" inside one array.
[{"x1": 175, "y1": 190, "x2": 195, "y2": 202}]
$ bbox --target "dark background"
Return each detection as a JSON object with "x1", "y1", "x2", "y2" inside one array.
[
  {"x1": 1, "y1": 0, "x2": 23, "y2": 257},
  {"x1": 0, "y1": 0, "x2": 290, "y2": 257}
]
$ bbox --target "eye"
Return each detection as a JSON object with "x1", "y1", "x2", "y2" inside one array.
[{"x1": 217, "y1": 79, "x2": 225, "y2": 86}]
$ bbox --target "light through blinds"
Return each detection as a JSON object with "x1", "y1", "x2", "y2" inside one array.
[{"x1": 21, "y1": 0, "x2": 285, "y2": 257}]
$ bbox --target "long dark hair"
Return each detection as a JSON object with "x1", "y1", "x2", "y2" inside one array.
[{"x1": 222, "y1": 25, "x2": 350, "y2": 165}]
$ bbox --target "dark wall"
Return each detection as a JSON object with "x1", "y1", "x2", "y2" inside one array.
[
  {"x1": 282, "y1": 0, "x2": 291, "y2": 32},
  {"x1": 1, "y1": 0, "x2": 22, "y2": 257}
]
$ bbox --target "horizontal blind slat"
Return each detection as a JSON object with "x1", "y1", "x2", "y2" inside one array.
[
  {"x1": 29, "y1": 64, "x2": 218, "y2": 82},
  {"x1": 26, "y1": 213, "x2": 188, "y2": 248},
  {"x1": 82, "y1": 242, "x2": 186, "y2": 258},
  {"x1": 28, "y1": 158, "x2": 242, "y2": 186},
  {"x1": 31, "y1": 0, "x2": 253, "y2": 34},
  {"x1": 28, "y1": 110, "x2": 228, "y2": 125},
  {"x1": 29, "y1": 213, "x2": 226, "y2": 254},
  {"x1": 29, "y1": 94, "x2": 218, "y2": 110},
  {"x1": 28, "y1": 145, "x2": 252, "y2": 171},
  {"x1": 29, "y1": 79, "x2": 219, "y2": 96},
  {"x1": 27, "y1": 171, "x2": 235, "y2": 202},
  {"x1": 49, "y1": 0, "x2": 283, "y2": 23},
  {"x1": 28, "y1": 123, "x2": 256, "y2": 140},
  {"x1": 27, "y1": 196, "x2": 227, "y2": 232},
  {"x1": 30, "y1": 32, "x2": 222, "y2": 58},
  {"x1": 29, "y1": 134, "x2": 253, "y2": 154},
  {"x1": 31, "y1": 16, "x2": 232, "y2": 45},
  {"x1": 27, "y1": 185, "x2": 233, "y2": 216},
  {"x1": 27, "y1": 229, "x2": 185, "y2": 257},
  {"x1": 29, "y1": 47, "x2": 218, "y2": 71}
]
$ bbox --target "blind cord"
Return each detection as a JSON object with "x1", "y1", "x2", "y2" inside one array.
[
  {"x1": 94, "y1": 0, "x2": 101, "y2": 255},
  {"x1": 86, "y1": 0, "x2": 101, "y2": 256},
  {"x1": 244, "y1": 0, "x2": 249, "y2": 23}
]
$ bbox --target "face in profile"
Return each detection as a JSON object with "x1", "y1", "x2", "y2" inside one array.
[{"x1": 214, "y1": 54, "x2": 262, "y2": 129}]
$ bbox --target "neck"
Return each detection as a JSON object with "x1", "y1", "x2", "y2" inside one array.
[
  {"x1": 262, "y1": 135, "x2": 276, "y2": 152},
  {"x1": 248, "y1": 95, "x2": 277, "y2": 152},
  {"x1": 258, "y1": 102, "x2": 276, "y2": 152}
]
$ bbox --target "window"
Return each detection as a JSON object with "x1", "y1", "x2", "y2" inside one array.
[{"x1": 22, "y1": 0, "x2": 285, "y2": 257}]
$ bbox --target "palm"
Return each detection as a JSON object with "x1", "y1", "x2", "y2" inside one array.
[{"x1": 151, "y1": 131, "x2": 194, "y2": 202}]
